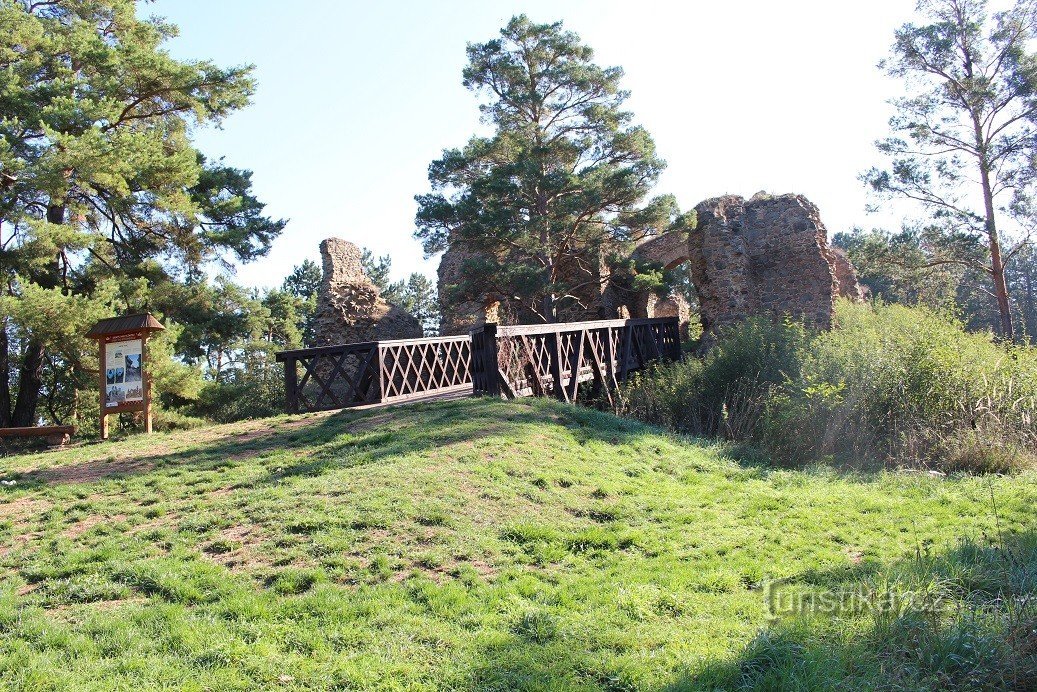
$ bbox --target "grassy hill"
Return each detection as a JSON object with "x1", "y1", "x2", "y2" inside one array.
[{"x1": 1, "y1": 398, "x2": 1035, "y2": 690}]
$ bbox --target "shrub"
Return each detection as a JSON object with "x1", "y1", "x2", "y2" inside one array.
[
  {"x1": 623, "y1": 317, "x2": 808, "y2": 438},
  {"x1": 190, "y1": 369, "x2": 285, "y2": 423},
  {"x1": 622, "y1": 301, "x2": 1037, "y2": 472}
]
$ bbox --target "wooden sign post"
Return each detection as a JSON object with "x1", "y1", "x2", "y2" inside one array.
[{"x1": 86, "y1": 313, "x2": 165, "y2": 440}]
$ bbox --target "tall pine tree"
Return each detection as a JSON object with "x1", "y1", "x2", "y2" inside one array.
[
  {"x1": 415, "y1": 15, "x2": 676, "y2": 323},
  {"x1": 0, "y1": 0, "x2": 283, "y2": 426}
]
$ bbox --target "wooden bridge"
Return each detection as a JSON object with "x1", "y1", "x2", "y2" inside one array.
[{"x1": 275, "y1": 317, "x2": 680, "y2": 414}]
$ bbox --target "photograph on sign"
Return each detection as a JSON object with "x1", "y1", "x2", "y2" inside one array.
[{"x1": 104, "y1": 339, "x2": 143, "y2": 408}]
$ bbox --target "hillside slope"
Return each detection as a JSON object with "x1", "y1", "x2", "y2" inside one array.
[{"x1": 1, "y1": 398, "x2": 1034, "y2": 690}]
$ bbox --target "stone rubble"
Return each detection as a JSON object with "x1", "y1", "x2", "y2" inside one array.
[{"x1": 312, "y1": 238, "x2": 423, "y2": 346}]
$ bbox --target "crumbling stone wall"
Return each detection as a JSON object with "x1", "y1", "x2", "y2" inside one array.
[
  {"x1": 313, "y1": 238, "x2": 423, "y2": 345},
  {"x1": 651, "y1": 293, "x2": 692, "y2": 341},
  {"x1": 437, "y1": 242, "x2": 615, "y2": 334},
  {"x1": 831, "y1": 247, "x2": 866, "y2": 300},
  {"x1": 633, "y1": 230, "x2": 690, "y2": 272},
  {"x1": 690, "y1": 193, "x2": 839, "y2": 337},
  {"x1": 437, "y1": 242, "x2": 497, "y2": 336},
  {"x1": 434, "y1": 192, "x2": 862, "y2": 341},
  {"x1": 553, "y1": 248, "x2": 615, "y2": 323}
]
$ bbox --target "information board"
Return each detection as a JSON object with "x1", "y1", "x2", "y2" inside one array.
[{"x1": 104, "y1": 338, "x2": 144, "y2": 408}]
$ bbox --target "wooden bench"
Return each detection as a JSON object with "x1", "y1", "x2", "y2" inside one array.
[{"x1": 0, "y1": 425, "x2": 75, "y2": 447}]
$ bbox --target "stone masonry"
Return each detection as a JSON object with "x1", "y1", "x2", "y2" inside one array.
[
  {"x1": 313, "y1": 238, "x2": 423, "y2": 345},
  {"x1": 831, "y1": 247, "x2": 867, "y2": 300},
  {"x1": 436, "y1": 241, "x2": 497, "y2": 336},
  {"x1": 435, "y1": 192, "x2": 862, "y2": 342},
  {"x1": 688, "y1": 193, "x2": 841, "y2": 339}
]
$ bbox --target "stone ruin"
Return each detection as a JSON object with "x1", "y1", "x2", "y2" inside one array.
[
  {"x1": 437, "y1": 239, "x2": 615, "y2": 335},
  {"x1": 312, "y1": 238, "x2": 423, "y2": 346},
  {"x1": 435, "y1": 192, "x2": 864, "y2": 343},
  {"x1": 437, "y1": 239, "x2": 497, "y2": 337},
  {"x1": 633, "y1": 193, "x2": 864, "y2": 340}
]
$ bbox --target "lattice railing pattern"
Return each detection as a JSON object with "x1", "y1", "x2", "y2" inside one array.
[
  {"x1": 379, "y1": 336, "x2": 471, "y2": 403},
  {"x1": 279, "y1": 342, "x2": 382, "y2": 413},
  {"x1": 276, "y1": 317, "x2": 679, "y2": 413},
  {"x1": 472, "y1": 317, "x2": 680, "y2": 404},
  {"x1": 276, "y1": 336, "x2": 472, "y2": 414}
]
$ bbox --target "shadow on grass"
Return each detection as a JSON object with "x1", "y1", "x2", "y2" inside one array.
[
  {"x1": 454, "y1": 531, "x2": 1037, "y2": 691},
  {"x1": 2, "y1": 396, "x2": 670, "y2": 491},
  {"x1": 465, "y1": 617, "x2": 649, "y2": 691},
  {"x1": 664, "y1": 530, "x2": 1037, "y2": 691},
  {"x1": 253, "y1": 397, "x2": 671, "y2": 485}
]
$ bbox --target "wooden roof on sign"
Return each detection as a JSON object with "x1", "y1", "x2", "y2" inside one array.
[{"x1": 86, "y1": 313, "x2": 165, "y2": 339}]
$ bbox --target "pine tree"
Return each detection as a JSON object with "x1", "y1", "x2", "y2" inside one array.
[
  {"x1": 0, "y1": 0, "x2": 282, "y2": 426},
  {"x1": 415, "y1": 15, "x2": 674, "y2": 323}
]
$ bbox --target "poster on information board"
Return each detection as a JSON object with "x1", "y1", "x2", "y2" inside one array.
[{"x1": 104, "y1": 338, "x2": 144, "y2": 408}]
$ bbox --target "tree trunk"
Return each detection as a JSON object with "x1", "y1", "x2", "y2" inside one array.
[
  {"x1": 1024, "y1": 262, "x2": 1036, "y2": 338},
  {"x1": 971, "y1": 108, "x2": 1015, "y2": 340},
  {"x1": 979, "y1": 167, "x2": 1014, "y2": 340},
  {"x1": 536, "y1": 191, "x2": 556, "y2": 323},
  {"x1": 8, "y1": 202, "x2": 68, "y2": 426},
  {"x1": 0, "y1": 320, "x2": 10, "y2": 427},
  {"x1": 11, "y1": 339, "x2": 45, "y2": 427}
]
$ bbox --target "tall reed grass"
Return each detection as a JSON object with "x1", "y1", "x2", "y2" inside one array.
[{"x1": 622, "y1": 301, "x2": 1037, "y2": 473}]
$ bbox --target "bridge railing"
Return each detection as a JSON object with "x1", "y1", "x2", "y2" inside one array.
[
  {"x1": 470, "y1": 317, "x2": 680, "y2": 405},
  {"x1": 275, "y1": 316, "x2": 679, "y2": 414},
  {"x1": 275, "y1": 335, "x2": 472, "y2": 414}
]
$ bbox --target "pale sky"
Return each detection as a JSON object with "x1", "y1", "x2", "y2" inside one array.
[{"x1": 149, "y1": 0, "x2": 918, "y2": 288}]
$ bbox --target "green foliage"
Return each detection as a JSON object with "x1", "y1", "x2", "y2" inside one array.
[
  {"x1": 623, "y1": 301, "x2": 1037, "y2": 472},
  {"x1": 192, "y1": 365, "x2": 284, "y2": 424},
  {"x1": 415, "y1": 15, "x2": 674, "y2": 322},
  {"x1": 281, "y1": 259, "x2": 321, "y2": 344},
  {"x1": 863, "y1": 0, "x2": 1037, "y2": 339},
  {"x1": 834, "y1": 227, "x2": 984, "y2": 315},
  {"x1": 386, "y1": 273, "x2": 439, "y2": 335},
  {"x1": 282, "y1": 259, "x2": 322, "y2": 301},
  {"x1": 360, "y1": 249, "x2": 393, "y2": 293},
  {"x1": 165, "y1": 277, "x2": 309, "y2": 424},
  {"x1": 362, "y1": 249, "x2": 440, "y2": 335},
  {"x1": 0, "y1": 0, "x2": 281, "y2": 428},
  {"x1": 188, "y1": 154, "x2": 285, "y2": 266},
  {"x1": 623, "y1": 317, "x2": 809, "y2": 440}
]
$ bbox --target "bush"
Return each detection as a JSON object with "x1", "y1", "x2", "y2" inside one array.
[
  {"x1": 622, "y1": 301, "x2": 1037, "y2": 472},
  {"x1": 623, "y1": 317, "x2": 808, "y2": 439},
  {"x1": 190, "y1": 369, "x2": 285, "y2": 423}
]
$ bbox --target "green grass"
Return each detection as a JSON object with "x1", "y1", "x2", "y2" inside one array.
[{"x1": 0, "y1": 397, "x2": 1034, "y2": 690}]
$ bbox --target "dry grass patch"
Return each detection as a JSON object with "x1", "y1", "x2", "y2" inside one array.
[
  {"x1": 200, "y1": 523, "x2": 275, "y2": 572},
  {"x1": 0, "y1": 496, "x2": 51, "y2": 521},
  {"x1": 61, "y1": 513, "x2": 127, "y2": 540}
]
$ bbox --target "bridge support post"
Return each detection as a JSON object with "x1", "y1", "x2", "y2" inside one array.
[
  {"x1": 547, "y1": 329, "x2": 566, "y2": 401},
  {"x1": 283, "y1": 356, "x2": 299, "y2": 414},
  {"x1": 483, "y1": 323, "x2": 501, "y2": 398}
]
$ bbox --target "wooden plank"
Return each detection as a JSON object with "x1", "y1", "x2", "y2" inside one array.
[
  {"x1": 283, "y1": 356, "x2": 298, "y2": 413},
  {"x1": 483, "y1": 323, "x2": 501, "y2": 397},
  {"x1": 519, "y1": 335, "x2": 547, "y2": 397},
  {"x1": 0, "y1": 425, "x2": 75, "y2": 438},
  {"x1": 619, "y1": 325, "x2": 633, "y2": 383},
  {"x1": 587, "y1": 330, "x2": 614, "y2": 409},
  {"x1": 98, "y1": 338, "x2": 108, "y2": 439},
  {"x1": 568, "y1": 328, "x2": 586, "y2": 401},
  {"x1": 496, "y1": 316, "x2": 677, "y2": 337},
  {"x1": 548, "y1": 330, "x2": 566, "y2": 402}
]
